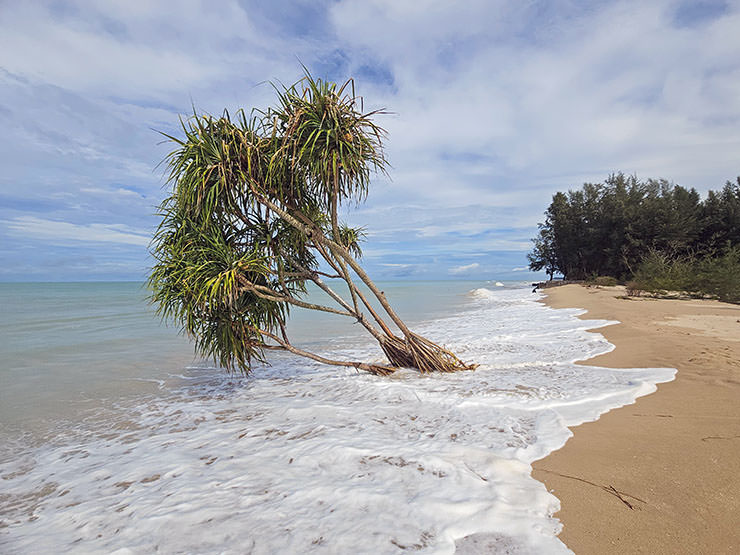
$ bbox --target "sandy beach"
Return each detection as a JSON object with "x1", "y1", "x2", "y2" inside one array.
[{"x1": 533, "y1": 285, "x2": 740, "y2": 554}]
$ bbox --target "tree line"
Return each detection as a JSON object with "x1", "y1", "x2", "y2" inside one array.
[{"x1": 528, "y1": 173, "x2": 740, "y2": 283}]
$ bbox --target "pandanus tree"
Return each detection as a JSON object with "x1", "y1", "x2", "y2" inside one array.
[{"x1": 149, "y1": 74, "x2": 476, "y2": 376}]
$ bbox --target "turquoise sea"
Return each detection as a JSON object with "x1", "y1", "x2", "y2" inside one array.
[
  {"x1": 0, "y1": 280, "x2": 673, "y2": 553},
  {"x1": 0, "y1": 281, "x2": 488, "y2": 439}
]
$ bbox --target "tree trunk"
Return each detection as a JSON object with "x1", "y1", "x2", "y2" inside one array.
[{"x1": 251, "y1": 187, "x2": 477, "y2": 374}]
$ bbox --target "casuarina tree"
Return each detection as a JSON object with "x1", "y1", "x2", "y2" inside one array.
[{"x1": 149, "y1": 73, "x2": 476, "y2": 376}]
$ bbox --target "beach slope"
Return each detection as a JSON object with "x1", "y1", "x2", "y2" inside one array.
[{"x1": 532, "y1": 285, "x2": 740, "y2": 554}]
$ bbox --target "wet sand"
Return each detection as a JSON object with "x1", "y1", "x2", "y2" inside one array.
[{"x1": 532, "y1": 285, "x2": 740, "y2": 554}]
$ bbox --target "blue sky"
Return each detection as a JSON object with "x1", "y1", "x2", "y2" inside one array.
[{"x1": 1, "y1": 0, "x2": 738, "y2": 281}]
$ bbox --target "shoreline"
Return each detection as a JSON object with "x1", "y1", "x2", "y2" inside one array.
[{"x1": 532, "y1": 284, "x2": 740, "y2": 554}]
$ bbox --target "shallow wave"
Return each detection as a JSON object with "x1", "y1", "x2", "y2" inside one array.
[{"x1": 0, "y1": 287, "x2": 674, "y2": 554}]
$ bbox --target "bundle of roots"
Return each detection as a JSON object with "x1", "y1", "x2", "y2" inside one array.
[{"x1": 380, "y1": 333, "x2": 478, "y2": 374}]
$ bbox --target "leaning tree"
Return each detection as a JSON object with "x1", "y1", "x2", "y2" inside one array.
[{"x1": 149, "y1": 74, "x2": 476, "y2": 376}]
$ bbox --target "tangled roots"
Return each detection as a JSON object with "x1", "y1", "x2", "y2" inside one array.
[{"x1": 381, "y1": 333, "x2": 477, "y2": 373}]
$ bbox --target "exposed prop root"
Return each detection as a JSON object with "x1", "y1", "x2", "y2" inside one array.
[
  {"x1": 355, "y1": 362, "x2": 398, "y2": 376},
  {"x1": 381, "y1": 333, "x2": 477, "y2": 373}
]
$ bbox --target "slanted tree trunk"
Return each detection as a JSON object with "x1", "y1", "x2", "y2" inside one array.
[{"x1": 249, "y1": 190, "x2": 476, "y2": 375}]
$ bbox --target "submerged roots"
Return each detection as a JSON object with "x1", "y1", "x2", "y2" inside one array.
[{"x1": 380, "y1": 333, "x2": 477, "y2": 374}]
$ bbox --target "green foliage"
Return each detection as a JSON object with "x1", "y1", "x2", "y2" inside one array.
[
  {"x1": 629, "y1": 246, "x2": 740, "y2": 304},
  {"x1": 694, "y1": 246, "x2": 740, "y2": 304},
  {"x1": 527, "y1": 226, "x2": 557, "y2": 279},
  {"x1": 699, "y1": 178, "x2": 740, "y2": 251},
  {"x1": 268, "y1": 74, "x2": 387, "y2": 211},
  {"x1": 149, "y1": 72, "x2": 387, "y2": 372},
  {"x1": 336, "y1": 224, "x2": 366, "y2": 258},
  {"x1": 588, "y1": 276, "x2": 618, "y2": 286},
  {"x1": 530, "y1": 173, "x2": 740, "y2": 285},
  {"x1": 149, "y1": 200, "x2": 290, "y2": 371},
  {"x1": 630, "y1": 250, "x2": 695, "y2": 294}
]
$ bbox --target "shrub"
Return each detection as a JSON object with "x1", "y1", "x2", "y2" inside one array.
[
  {"x1": 631, "y1": 250, "x2": 694, "y2": 294},
  {"x1": 631, "y1": 246, "x2": 739, "y2": 304},
  {"x1": 590, "y1": 276, "x2": 618, "y2": 286},
  {"x1": 695, "y1": 246, "x2": 740, "y2": 303},
  {"x1": 625, "y1": 281, "x2": 644, "y2": 296}
]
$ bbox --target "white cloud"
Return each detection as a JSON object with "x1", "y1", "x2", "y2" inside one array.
[
  {"x1": 331, "y1": 0, "x2": 740, "y2": 193},
  {"x1": 2, "y1": 0, "x2": 740, "y2": 280},
  {"x1": 4, "y1": 217, "x2": 150, "y2": 247},
  {"x1": 79, "y1": 187, "x2": 144, "y2": 199},
  {"x1": 448, "y1": 263, "x2": 480, "y2": 275},
  {"x1": 511, "y1": 267, "x2": 529, "y2": 272}
]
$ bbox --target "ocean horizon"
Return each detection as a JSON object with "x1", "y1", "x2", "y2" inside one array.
[{"x1": 0, "y1": 280, "x2": 674, "y2": 553}]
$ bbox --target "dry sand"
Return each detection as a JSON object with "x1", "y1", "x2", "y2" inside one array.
[{"x1": 532, "y1": 285, "x2": 740, "y2": 554}]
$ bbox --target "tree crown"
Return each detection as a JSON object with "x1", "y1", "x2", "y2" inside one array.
[{"x1": 149, "y1": 73, "x2": 388, "y2": 372}]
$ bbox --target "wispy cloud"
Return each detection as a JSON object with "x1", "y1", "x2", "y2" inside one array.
[
  {"x1": 1, "y1": 0, "x2": 739, "y2": 280},
  {"x1": 449, "y1": 263, "x2": 480, "y2": 275},
  {"x1": 4, "y1": 216, "x2": 150, "y2": 246}
]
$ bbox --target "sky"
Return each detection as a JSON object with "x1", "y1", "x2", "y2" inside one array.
[{"x1": 1, "y1": 0, "x2": 739, "y2": 281}]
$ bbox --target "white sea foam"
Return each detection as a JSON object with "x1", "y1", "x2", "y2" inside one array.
[{"x1": 0, "y1": 287, "x2": 675, "y2": 554}]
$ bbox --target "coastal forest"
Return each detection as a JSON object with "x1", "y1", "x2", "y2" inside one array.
[{"x1": 528, "y1": 173, "x2": 740, "y2": 302}]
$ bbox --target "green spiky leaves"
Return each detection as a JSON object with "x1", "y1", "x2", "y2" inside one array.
[
  {"x1": 149, "y1": 72, "x2": 387, "y2": 373},
  {"x1": 270, "y1": 73, "x2": 388, "y2": 210}
]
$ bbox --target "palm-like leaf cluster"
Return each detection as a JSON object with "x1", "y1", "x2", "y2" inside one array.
[
  {"x1": 150, "y1": 71, "x2": 476, "y2": 376},
  {"x1": 150, "y1": 73, "x2": 385, "y2": 372},
  {"x1": 268, "y1": 75, "x2": 387, "y2": 211}
]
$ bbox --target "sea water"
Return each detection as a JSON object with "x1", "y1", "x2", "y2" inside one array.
[{"x1": 0, "y1": 281, "x2": 675, "y2": 554}]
